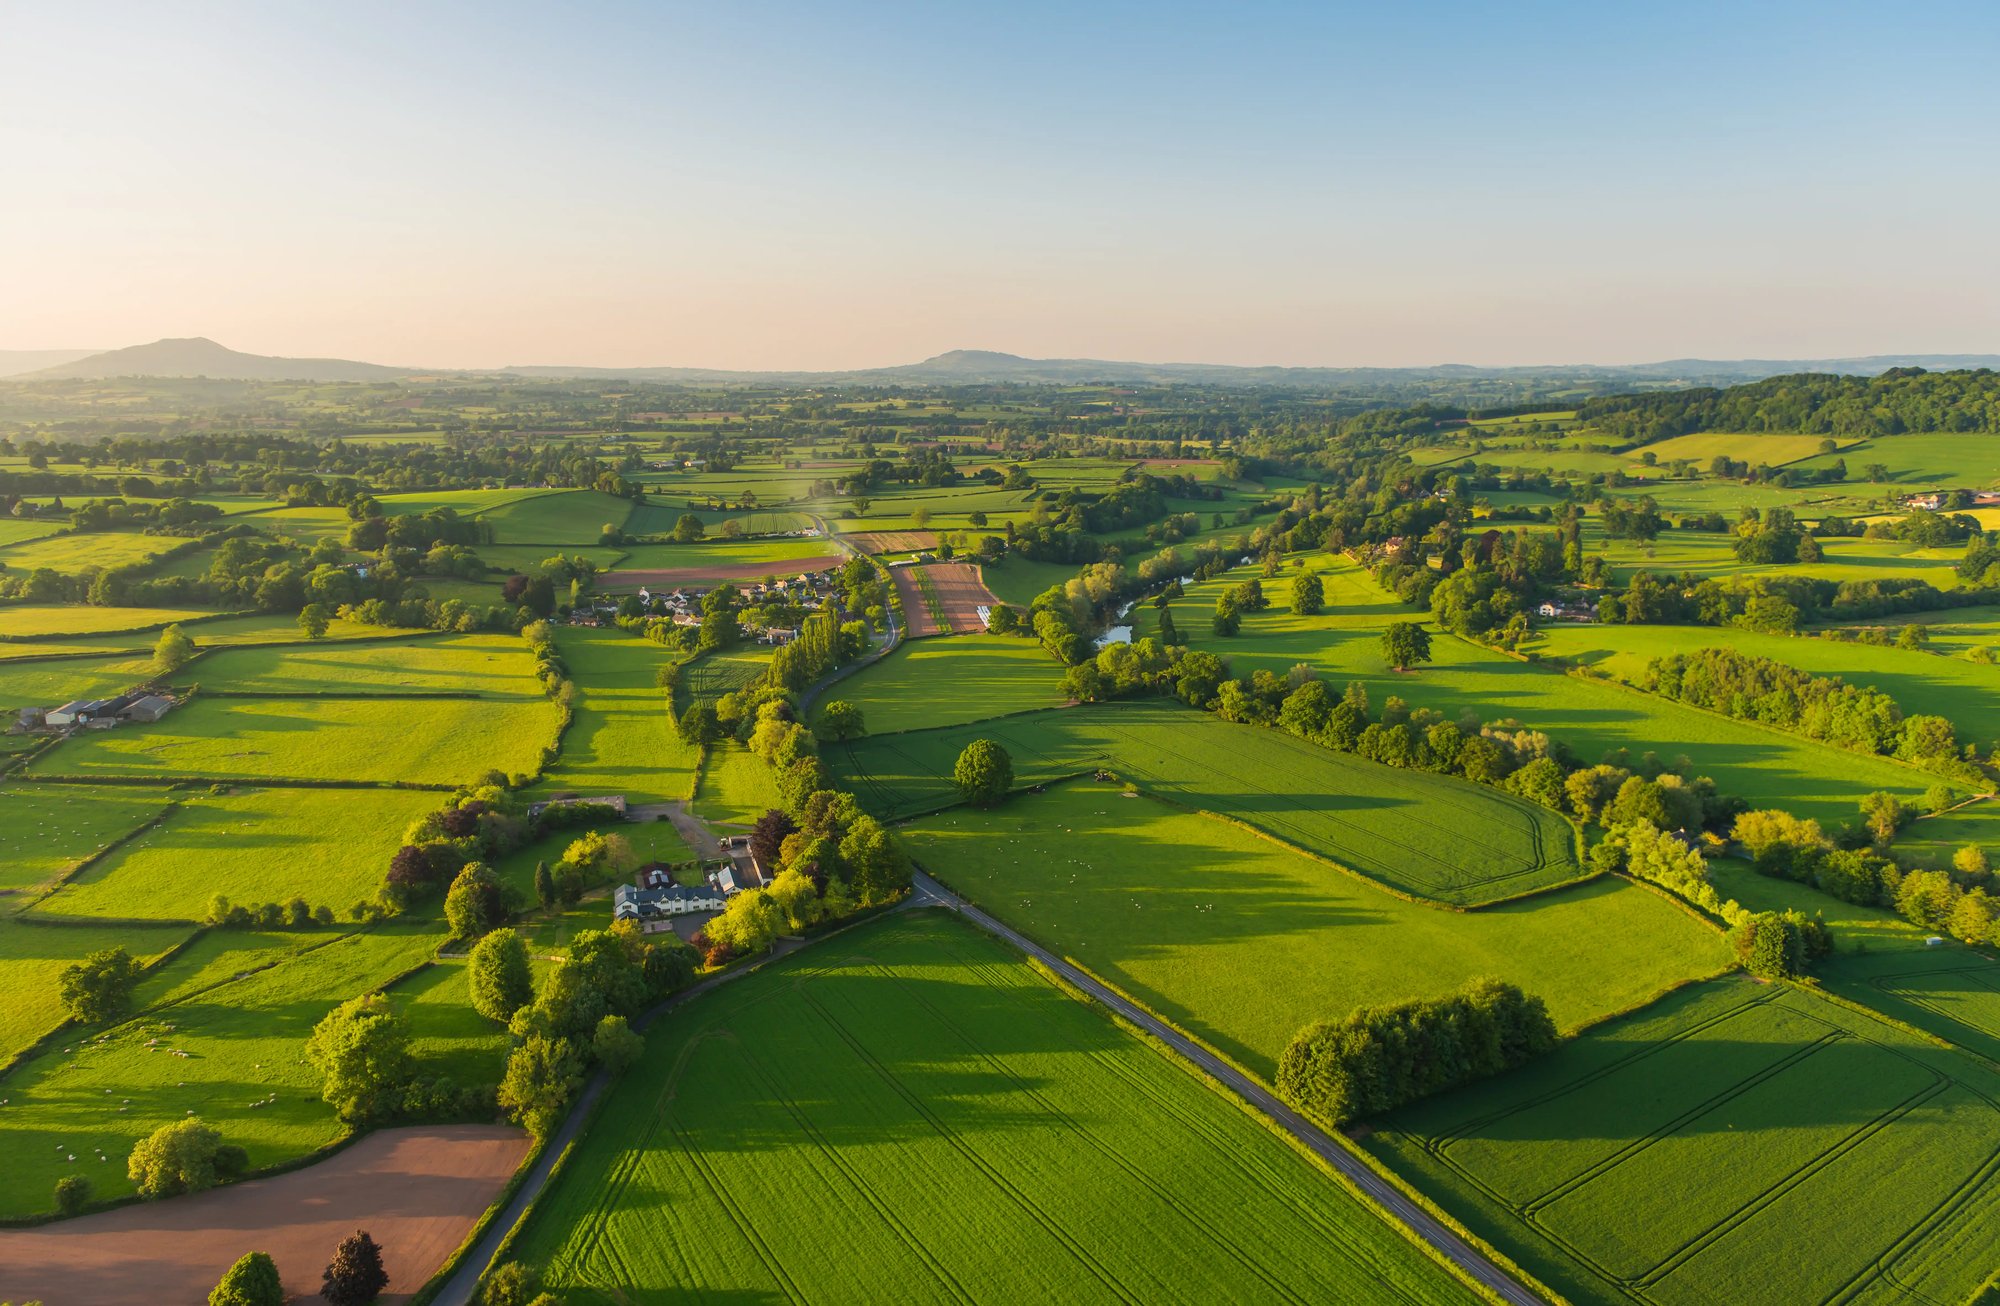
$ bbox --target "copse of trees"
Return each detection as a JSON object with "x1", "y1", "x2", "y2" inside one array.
[
  {"x1": 58, "y1": 946, "x2": 143, "y2": 1025},
  {"x1": 1276, "y1": 979, "x2": 1558, "y2": 1125}
]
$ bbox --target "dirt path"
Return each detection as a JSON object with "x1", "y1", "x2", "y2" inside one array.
[{"x1": 0, "y1": 1124, "x2": 529, "y2": 1305}]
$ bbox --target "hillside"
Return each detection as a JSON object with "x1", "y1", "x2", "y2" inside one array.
[
  {"x1": 28, "y1": 337, "x2": 412, "y2": 383},
  {"x1": 0, "y1": 349, "x2": 103, "y2": 378}
]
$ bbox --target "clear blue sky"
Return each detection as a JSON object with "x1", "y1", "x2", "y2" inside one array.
[{"x1": 3, "y1": 1, "x2": 1995, "y2": 369}]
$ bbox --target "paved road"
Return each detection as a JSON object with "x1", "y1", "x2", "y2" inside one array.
[
  {"x1": 910, "y1": 870, "x2": 1548, "y2": 1306},
  {"x1": 798, "y1": 512, "x2": 902, "y2": 714}
]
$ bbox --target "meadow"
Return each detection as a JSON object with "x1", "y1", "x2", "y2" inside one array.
[
  {"x1": 1792, "y1": 433, "x2": 2000, "y2": 486},
  {"x1": 0, "y1": 606, "x2": 220, "y2": 639},
  {"x1": 0, "y1": 652, "x2": 159, "y2": 714},
  {"x1": 1365, "y1": 978, "x2": 2000, "y2": 1306},
  {"x1": 689, "y1": 741, "x2": 781, "y2": 827},
  {"x1": 837, "y1": 702, "x2": 1586, "y2": 905},
  {"x1": 0, "y1": 783, "x2": 170, "y2": 897},
  {"x1": 809, "y1": 633, "x2": 1064, "y2": 735},
  {"x1": 479, "y1": 490, "x2": 635, "y2": 545},
  {"x1": 509, "y1": 910, "x2": 1479, "y2": 1306},
  {"x1": 1630, "y1": 432, "x2": 1850, "y2": 467},
  {"x1": 32, "y1": 787, "x2": 440, "y2": 923},
  {"x1": 0, "y1": 519, "x2": 65, "y2": 548},
  {"x1": 1137, "y1": 558, "x2": 1933, "y2": 825},
  {"x1": 0, "y1": 532, "x2": 186, "y2": 575},
  {"x1": 610, "y1": 538, "x2": 835, "y2": 573},
  {"x1": 187, "y1": 632, "x2": 544, "y2": 698},
  {"x1": 528, "y1": 627, "x2": 697, "y2": 804},
  {"x1": 902, "y1": 781, "x2": 1730, "y2": 1076},
  {"x1": 0, "y1": 919, "x2": 189, "y2": 1064},
  {"x1": 29, "y1": 695, "x2": 556, "y2": 787}
]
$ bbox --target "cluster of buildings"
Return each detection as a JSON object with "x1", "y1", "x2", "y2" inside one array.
[
  {"x1": 572, "y1": 567, "x2": 844, "y2": 646},
  {"x1": 1902, "y1": 490, "x2": 2000, "y2": 511},
  {"x1": 611, "y1": 835, "x2": 769, "y2": 931},
  {"x1": 17, "y1": 691, "x2": 175, "y2": 732}
]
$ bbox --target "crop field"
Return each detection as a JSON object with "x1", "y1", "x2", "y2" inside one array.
[
  {"x1": 810, "y1": 634, "x2": 1063, "y2": 735},
  {"x1": 1365, "y1": 978, "x2": 2000, "y2": 1306},
  {"x1": 837, "y1": 701, "x2": 1586, "y2": 905},
  {"x1": 903, "y1": 781, "x2": 1730, "y2": 1074},
  {"x1": 510, "y1": 910, "x2": 1479, "y2": 1306},
  {"x1": 0, "y1": 926, "x2": 448, "y2": 1218},
  {"x1": 187, "y1": 632, "x2": 544, "y2": 698},
  {"x1": 843, "y1": 528, "x2": 938, "y2": 554},
  {"x1": 30, "y1": 694, "x2": 556, "y2": 787},
  {"x1": 0, "y1": 783, "x2": 170, "y2": 898},
  {"x1": 377, "y1": 488, "x2": 547, "y2": 516},
  {"x1": 232, "y1": 506, "x2": 355, "y2": 541},
  {"x1": 0, "y1": 532, "x2": 186, "y2": 575},
  {"x1": 529, "y1": 627, "x2": 697, "y2": 804},
  {"x1": 0, "y1": 919, "x2": 189, "y2": 1064},
  {"x1": 600, "y1": 555, "x2": 844, "y2": 589},
  {"x1": 897, "y1": 561, "x2": 996, "y2": 634},
  {"x1": 1140, "y1": 558, "x2": 1933, "y2": 824},
  {"x1": 32, "y1": 787, "x2": 439, "y2": 923},
  {"x1": 477, "y1": 489, "x2": 636, "y2": 544},
  {"x1": 0, "y1": 605, "x2": 220, "y2": 639}
]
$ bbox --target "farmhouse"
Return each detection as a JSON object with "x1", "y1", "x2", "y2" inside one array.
[
  {"x1": 1536, "y1": 600, "x2": 1595, "y2": 622},
  {"x1": 612, "y1": 882, "x2": 724, "y2": 921}
]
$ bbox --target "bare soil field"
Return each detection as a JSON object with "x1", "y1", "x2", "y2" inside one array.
[
  {"x1": 892, "y1": 562, "x2": 996, "y2": 636},
  {"x1": 845, "y1": 529, "x2": 938, "y2": 554},
  {"x1": 0, "y1": 1125, "x2": 529, "y2": 1305},
  {"x1": 598, "y1": 556, "x2": 842, "y2": 589}
]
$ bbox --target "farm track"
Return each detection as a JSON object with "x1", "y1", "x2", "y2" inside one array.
[{"x1": 907, "y1": 872, "x2": 1548, "y2": 1306}]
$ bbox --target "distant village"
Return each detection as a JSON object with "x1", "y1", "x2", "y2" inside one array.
[{"x1": 567, "y1": 565, "x2": 845, "y2": 646}]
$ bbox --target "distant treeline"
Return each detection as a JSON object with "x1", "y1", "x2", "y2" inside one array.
[{"x1": 1578, "y1": 368, "x2": 2000, "y2": 443}]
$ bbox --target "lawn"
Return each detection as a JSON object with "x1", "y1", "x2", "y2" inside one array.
[
  {"x1": 29, "y1": 695, "x2": 558, "y2": 787},
  {"x1": 1137, "y1": 557, "x2": 1932, "y2": 826},
  {"x1": 30, "y1": 787, "x2": 440, "y2": 923},
  {"x1": 0, "y1": 783, "x2": 171, "y2": 898},
  {"x1": 509, "y1": 910, "x2": 1480, "y2": 1306},
  {"x1": 0, "y1": 919, "x2": 190, "y2": 1064},
  {"x1": 529, "y1": 627, "x2": 698, "y2": 804},
  {"x1": 901, "y1": 781, "x2": 1728, "y2": 1075},
  {"x1": 1364, "y1": 978, "x2": 2000, "y2": 1306},
  {"x1": 811, "y1": 634, "x2": 1064, "y2": 735},
  {"x1": 0, "y1": 533, "x2": 185, "y2": 575},
  {"x1": 0, "y1": 926, "x2": 450, "y2": 1218},
  {"x1": 0, "y1": 606, "x2": 219, "y2": 639},
  {"x1": 836, "y1": 701, "x2": 1587, "y2": 905}
]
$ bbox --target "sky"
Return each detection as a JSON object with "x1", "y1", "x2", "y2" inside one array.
[{"x1": 3, "y1": 0, "x2": 1996, "y2": 371}]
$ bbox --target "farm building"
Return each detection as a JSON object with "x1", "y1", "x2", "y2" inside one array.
[
  {"x1": 613, "y1": 882, "x2": 725, "y2": 921},
  {"x1": 122, "y1": 694, "x2": 174, "y2": 723}
]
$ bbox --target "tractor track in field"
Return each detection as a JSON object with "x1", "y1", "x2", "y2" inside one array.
[{"x1": 906, "y1": 869, "x2": 1549, "y2": 1306}]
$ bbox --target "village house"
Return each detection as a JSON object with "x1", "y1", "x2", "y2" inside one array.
[{"x1": 612, "y1": 881, "x2": 725, "y2": 923}]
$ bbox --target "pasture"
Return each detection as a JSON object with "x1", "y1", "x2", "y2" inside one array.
[
  {"x1": 30, "y1": 695, "x2": 557, "y2": 787},
  {"x1": 809, "y1": 634, "x2": 1063, "y2": 735},
  {"x1": 0, "y1": 533, "x2": 185, "y2": 575},
  {"x1": 690, "y1": 741, "x2": 781, "y2": 827},
  {"x1": 0, "y1": 652, "x2": 158, "y2": 713},
  {"x1": 0, "y1": 919, "x2": 188, "y2": 1064},
  {"x1": 188, "y1": 632, "x2": 544, "y2": 698},
  {"x1": 529, "y1": 627, "x2": 697, "y2": 804},
  {"x1": 610, "y1": 538, "x2": 834, "y2": 572},
  {"x1": 1630, "y1": 432, "x2": 1850, "y2": 467},
  {"x1": 1366, "y1": 978, "x2": 2000, "y2": 1306},
  {"x1": 836, "y1": 701, "x2": 1587, "y2": 905},
  {"x1": 0, "y1": 606, "x2": 220, "y2": 639},
  {"x1": 902, "y1": 781, "x2": 1730, "y2": 1075},
  {"x1": 477, "y1": 489, "x2": 635, "y2": 544},
  {"x1": 32, "y1": 787, "x2": 439, "y2": 923},
  {"x1": 0, "y1": 783, "x2": 170, "y2": 897},
  {"x1": 508, "y1": 910, "x2": 1479, "y2": 1306}
]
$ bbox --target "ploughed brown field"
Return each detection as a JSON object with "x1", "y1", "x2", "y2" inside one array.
[
  {"x1": 0, "y1": 1125, "x2": 529, "y2": 1305},
  {"x1": 844, "y1": 529, "x2": 938, "y2": 554},
  {"x1": 598, "y1": 555, "x2": 843, "y2": 588},
  {"x1": 892, "y1": 562, "x2": 997, "y2": 636}
]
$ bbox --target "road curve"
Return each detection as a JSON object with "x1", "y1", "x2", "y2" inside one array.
[{"x1": 909, "y1": 870, "x2": 1548, "y2": 1306}]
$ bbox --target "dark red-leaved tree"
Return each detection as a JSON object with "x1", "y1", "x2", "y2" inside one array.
[{"x1": 321, "y1": 1229, "x2": 389, "y2": 1305}]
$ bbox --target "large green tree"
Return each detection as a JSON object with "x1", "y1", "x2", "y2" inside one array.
[
  {"x1": 953, "y1": 739, "x2": 1013, "y2": 807},
  {"x1": 128, "y1": 1116, "x2": 223, "y2": 1198},
  {"x1": 468, "y1": 927, "x2": 534, "y2": 1024},
  {"x1": 59, "y1": 946, "x2": 143, "y2": 1025},
  {"x1": 304, "y1": 994, "x2": 411, "y2": 1122},
  {"x1": 209, "y1": 1251, "x2": 284, "y2": 1306},
  {"x1": 1379, "y1": 620, "x2": 1432, "y2": 671}
]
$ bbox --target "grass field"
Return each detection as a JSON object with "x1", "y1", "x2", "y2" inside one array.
[
  {"x1": 681, "y1": 646, "x2": 770, "y2": 708},
  {"x1": 479, "y1": 490, "x2": 635, "y2": 544},
  {"x1": 838, "y1": 702, "x2": 1586, "y2": 905},
  {"x1": 0, "y1": 919, "x2": 189, "y2": 1064},
  {"x1": 903, "y1": 781, "x2": 1730, "y2": 1075},
  {"x1": 811, "y1": 634, "x2": 1064, "y2": 735},
  {"x1": 30, "y1": 695, "x2": 557, "y2": 787},
  {"x1": 610, "y1": 538, "x2": 835, "y2": 573},
  {"x1": 0, "y1": 533, "x2": 185, "y2": 575},
  {"x1": 1365, "y1": 977, "x2": 2000, "y2": 1306},
  {"x1": 0, "y1": 926, "x2": 457, "y2": 1218},
  {"x1": 0, "y1": 783, "x2": 170, "y2": 899},
  {"x1": 0, "y1": 652, "x2": 158, "y2": 713},
  {"x1": 1137, "y1": 558, "x2": 1932, "y2": 825},
  {"x1": 690, "y1": 741, "x2": 781, "y2": 827},
  {"x1": 977, "y1": 556, "x2": 1080, "y2": 608},
  {"x1": 528, "y1": 627, "x2": 698, "y2": 804},
  {"x1": 1631, "y1": 432, "x2": 1852, "y2": 467},
  {"x1": 0, "y1": 606, "x2": 220, "y2": 639},
  {"x1": 510, "y1": 910, "x2": 1480, "y2": 1306},
  {"x1": 0, "y1": 520, "x2": 66, "y2": 548},
  {"x1": 187, "y1": 632, "x2": 543, "y2": 698},
  {"x1": 1793, "y1": 434, "x2": 2000, "y2": 487},
  {"x1": 31, "y1": 787, "x2": 440, "y2": 923}
]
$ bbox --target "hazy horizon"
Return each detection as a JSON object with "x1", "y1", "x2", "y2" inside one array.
[{"x1": 6, "y1": 1, "x2": 1996, "y2": 370}]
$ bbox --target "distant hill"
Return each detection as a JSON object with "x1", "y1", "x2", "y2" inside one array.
[
  {"x1": 27, "y1": 337, "x2": 412, "y2": 383},
  {"x1": 0, "y1": 349, "x2": 104, "y2": 378},
  {"x1": 503, "y1": 349, "x2": 2000, "y2": 389}
]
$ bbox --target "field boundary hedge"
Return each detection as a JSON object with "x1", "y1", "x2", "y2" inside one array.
[
  {"x1": 196, "y1": 689, "x2": 489, "y2": 701},
  {"x1": 22, "y1": 772, "x2": 458, "y2": 792}
]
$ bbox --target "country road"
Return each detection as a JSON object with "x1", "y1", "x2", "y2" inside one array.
[{"x1": 908, "y1": 870, "x2": 1548, "y2": 1306}]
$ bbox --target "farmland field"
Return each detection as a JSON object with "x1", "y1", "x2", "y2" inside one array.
[
  {"x1": 810, "y1": 634, "x2": 1064, "y2": 735},
  {"x1": 836, "y1": 701, "x2": 1587, "y2": 905},
  {"x1": 528, "y1": 626, "x2": 698, "y2": 804},
  {"x1": 690, "y1": 740, "x2": 781, "y2": 827},
  {"x1": 0, "y1": 605, "x2": 220, "y2": 638},
  {"x1": 0, "y1": 919, "x2": 188, "y2": 1063},
  {"x1": 31, "y1": 787, "x2": 440, "y2": 923},
  {"x1": 1367, "y1": 978, "x2": 2000, "y2": 1306},
  {"x1": 187, "y1": 632, "x2": 545, "y2": 698},
  {"x1": 29, "y1": 694, "x2": 558, "y2": 787},
  {"x1": 610, "y1": 538, "x2": 835, "y2": 572},
  {"x1": 902, "y1": 781, "x2": 1730, "y2": 1075},
  {"x1": 0, "y1": 652, "x2": 159, "y2": 713},
  {"x1": 478, "y1": 489, "x2": 635, "y2": 544},
  {"x1": 509, "y1": 910, "x2": 1480, "y2": 1306},
  {"x1": 0, "y1": 783, "x2": 171, "y2": 897},
  {"x1": 0, "y1": 532, "x2": 185, "y2": 574}
]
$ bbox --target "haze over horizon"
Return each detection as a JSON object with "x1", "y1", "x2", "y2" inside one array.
[{"x1": 6, "y1": 1, "x2": 1996, "y2": 371}]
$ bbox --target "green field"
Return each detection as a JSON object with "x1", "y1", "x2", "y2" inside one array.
[
  {"x1": 903, "y1": 781, "x2": 1729, "y2": 1074},
  {"x1": 31, "y1": 787, "x2": 440, "y2": 922},
  {"x1": 0, "y1": 919, "x2": 188, "y2": 1063},
  {"x1": 0, "y1": 652, "x2": 157, "y2": 713},
  {"x1": 30, "y1": 695, "x2": 557, "y2": 787},
  {"x1": 529, "y1": 627, "x2": 697, "y2": 804},
  {"x1": 837, "y1": 701, "x2": 1586, "y2": 905},
  {"x1": 607, "y1": 538, "x2": 838, "y2": 574},
  {"x1": 811, "y1": 634, "x2": 1064, "y2": 735},
  {"x1": 187, "y1": 632, "x2": 544, "y2": 697},
  {"x1": 1792, "y1": 433, "x2": 2000, "y2": 487},
  {"x1": 0, "y1": 532, "x2": 186, "y2": 575},
  {"x1": 1138, "y1": 558, "x2": 1932, "y2": 825},
  {"x1": 510, "y1": 910, "x2": 1479, "y2": 1306},
  {"x1": 1366, "y1": 978, "x2": 2000, "y2": 1306},
  {"x1": 1631, "y1": 432, "x2": 1852, "y2": 467},
  {"x1": 0, "y1": 520, "x2": 66, "y2": 548},
  {"x1": 690, "y1": 741, "x2": 781, "y2": 827},
  {"x1": 479, "y1": 490, "x2": 636, "y2": 544},
  {"x1": 681, "y1": 645, "x2": 770, "y2": 708},
  {"x1": 0, "y1": 606, "x2": 221, "y2": 638},
  {"x1": 0, "y1": 783, "x2": 171, "y2": 898}
]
